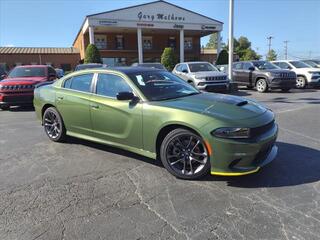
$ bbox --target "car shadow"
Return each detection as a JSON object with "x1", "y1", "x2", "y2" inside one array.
[{"x1": 201, "y1": 141, "x2": 320, "y2": 188}]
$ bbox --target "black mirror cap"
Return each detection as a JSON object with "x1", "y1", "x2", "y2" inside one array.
[
  {"x1": 182, "y1": 69, "x2": 188, "y2": 73},
  {"x1": 248, "y1": 67, "x2": 255, "y2": 71},
  {"x1": 116, "y1": 91, "x2": 135, "y2": 101}
]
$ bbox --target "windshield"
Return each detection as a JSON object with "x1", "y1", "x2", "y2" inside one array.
[
  {"x1": 9, "y1": 67, "x2": 46, "y2": 78},
  {"x1": 289, "y1": 61, "x2": 310, "y2": 68},
  {"x1": 127, "y1": 71, "x2": 200, "y2": 101},
  {"x1": 76, "y1": 64, "x2": 103, "y2": 70},
  {"x1": 302, "y1": 60, "x2": 319, "y2": 68},
  {"x1": 189, "y1": 63, "x2": 219, "y2": 72},
  {"x1": 252, "y1": 61, "x2": 278, "y2": 70}
]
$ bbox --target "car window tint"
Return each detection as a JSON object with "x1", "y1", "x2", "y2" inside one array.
[
  {"x1": 96, "y1": 74, "x2": 132, "y2": 98},
  {"x1": 233, "y1": 63, "x2": 242, "y2": 70},
  {"x1": 48, "y1": 67, "x2": 56, "y2": 76},
  {"x1": 180, "y1": 64, "x2": 188, "y2": 72},
  {"x1": 175, "y1": 64, "x2": 182, "y2": 72},
  {"x1": 64, "y1": 74, "x2": 93, "y2": 92},
  {"x1": 243, "y1": 62, "x2": 253, "y2": 70}
]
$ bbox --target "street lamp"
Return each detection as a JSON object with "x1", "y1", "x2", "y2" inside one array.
[{"x1": 228, "y1": 0, "x2": 234, "y2": 81}]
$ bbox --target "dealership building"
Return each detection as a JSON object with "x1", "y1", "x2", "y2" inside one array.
[
  {"x1": 0, "y1": 0, "x2": 224, "y2": 69},
  {"x1": 73, "y1": 0, "x2": 223, "y2": 66}
]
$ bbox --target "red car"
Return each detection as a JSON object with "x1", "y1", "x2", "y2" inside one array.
[{"x1": 0, "y1": 65, "x2": 57, "y2": 110}]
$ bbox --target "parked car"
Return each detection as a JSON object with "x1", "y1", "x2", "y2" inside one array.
[
  {"x1": 55, "y1": 68, "x2": 64, "y2": 78},
  {"x1": 34, "y1": 67, "x2": 278, "y2": 179},
  {"x1": 172, "y1": 62, "x2": 230, "y2": 92},
  {"x1": 0, "y1": 67, "x2": 7, "y2": 80},
  {"x1": 0, "y1": 65, "x2": 57, "y2": 110},
  {"x1": 233, "y1": 60, "x2": 296, "y2": 93},
  {"x1": 272, "y1": 60, "x2": 320, "y2": 88},
  {"x1": 216, "y1": 64, "x2": 228, "y2": 73},
  {"x1": 75, "y1": 63, "x2": 105, "y2": 71},
  {"x1": 131, "y1": 62, "x2": 166, "y2": 70},
  {"x1": 300, "y1": 60, "x2": 320, "y2": 68}
]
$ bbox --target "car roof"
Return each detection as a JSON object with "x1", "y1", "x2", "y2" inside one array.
[
  {"x1": 108, "y1": 66, "x2": 163, "y2": 74},
  {"x1": 15, "y1": 65, "x2": 48, "y2": 68},
  {"x1": 181, "y1": 61, "x2": 212, "y2": 65}
]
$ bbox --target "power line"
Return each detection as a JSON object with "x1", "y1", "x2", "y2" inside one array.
[{"x1": 284, "y1": 40, "x2": 289, "y2": 60}]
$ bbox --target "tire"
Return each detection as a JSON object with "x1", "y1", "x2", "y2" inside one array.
[
  {"x1": 0, "y1": 105, "x2": 9, "y2": 110},
  {"x1": 296, "y1": 76, "x2": 306, "y2": 89},
  {"x1": 160, "y1": 128, "x2": 211, "y2": 180},
  {"x1": 281, "y1": 88, "x2": 291, "y2": 92},
  {"x1": 256, "y1": 79, "x2": 268, "y2": 93},
  {"x1": 43, "y1": 107, "x2": 66, "y2": 142}
]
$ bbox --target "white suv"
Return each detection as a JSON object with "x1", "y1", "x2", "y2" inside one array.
[{"x1": 272, "y1": 60, "x2": 320, "y2": 88}]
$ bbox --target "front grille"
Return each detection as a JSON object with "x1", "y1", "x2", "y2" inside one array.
[
  {"x1": 205, "y1": 76, "x2": 227, "y2": 81},
  {"x1": 279, "y1": 72, "x2": 295, "y2": 79},
  {"x1": 250, "y1": 120, "x2": 275, "y2": 138},
  {"x1": 0, "y1": 85, "x2": 35, "y2": 91}
]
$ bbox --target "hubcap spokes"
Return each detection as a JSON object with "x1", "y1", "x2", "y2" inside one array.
[
  {"x1": 166, "y1": 135, "x2": 208, "y2": 176},
  {"x1": 44, "y1": 111, "x2": 60, "y2": 139}
]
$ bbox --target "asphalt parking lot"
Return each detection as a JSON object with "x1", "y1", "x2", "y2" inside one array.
[{"x1": 0, "y1": 88, "x2": 320, "y2": 240}]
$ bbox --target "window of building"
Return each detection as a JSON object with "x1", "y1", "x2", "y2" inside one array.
[
  {"x1": 63, "y1": 74, "x2": 94, "y2": 93},
  {"x1": 168, "y1": 37, "x2": 176, "y2": 49},
  {"x1": 143, "y1": 36, "x2": 153, "y2": 50},
  {"x1": 116, "y1": 35, "x2": 124, "y2": 49},
  {"x1": 184, "y1": 37, "x2": 193, "y2": 50},
  {"x1": 96, "y1": 74, "x2": 132, "y2": 98},
  {"x1": 94, "y1": 35, "x2": 107, "y2": 49}
]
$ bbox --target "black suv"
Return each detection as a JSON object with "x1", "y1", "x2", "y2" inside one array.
[{"x1": 233, "y1": 60, "x2": 296, "y2": 92}]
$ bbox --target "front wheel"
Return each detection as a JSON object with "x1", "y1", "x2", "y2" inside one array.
[
  {"x1": 0, "y1": 105, "x2": 9, "y2": 110},
  {"x1": 296, "y1": 76, "x2": 306, "y2": 89},
  {"x1": 43, "y1": 107, "x2": 66, "y2": 142},
  {"x1": 160, "y1": 128, "x2": 211, "y2": 180},
  {"x1": 256, "y1": 79, "x2": 268, "y2": 93}
]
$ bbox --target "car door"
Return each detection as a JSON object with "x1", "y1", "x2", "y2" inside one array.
[
  {"x1": 56, "y1": 73, "x2": 94, "y2": 136},
  {"x1": 241, "y1": 62, "x2": 255, "y2": 86},
  {"x1": 90, "y1": 73, "x2": 143, "y2": 149},
  {"x1": 232, "y1": 62, "x2": 243, "y2": 84},
  {"x1": 174, "y1": 64, "x2": 189, "y2": 81}
]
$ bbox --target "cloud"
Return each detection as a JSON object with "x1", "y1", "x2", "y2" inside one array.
[{"x1": 3, "y1": 44, "x2": 14, "y2": 47}]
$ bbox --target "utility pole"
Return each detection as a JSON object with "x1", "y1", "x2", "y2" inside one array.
[
  {"x1": 267, "y1": 36, "x2": 273, "y2": 53},
  {"x1": 284, "y1": 40, "x2": 289, "y2": 60},
  {"x1": 228, "y1": 0, "x2": 234, "y2": 81}
]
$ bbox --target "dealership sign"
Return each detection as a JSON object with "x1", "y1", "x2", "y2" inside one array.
[{"x1": 137, "y1": 11, "x2": 185, "y2": 21}]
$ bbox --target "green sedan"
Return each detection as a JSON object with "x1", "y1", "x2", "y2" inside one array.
[{"x1": 34, "y1": 67, "x2": 278, "y2": 180}]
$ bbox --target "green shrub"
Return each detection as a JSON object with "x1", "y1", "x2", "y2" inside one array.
[
  {"x1": 84, "y1": 44, "x2": 102, "y2": 64},
  {"x1": 161, "y1": 47, "x2": 177, "y2": 71},
  {"x1": 216, "y1": 49, "x2": 228, "y2": 65}
]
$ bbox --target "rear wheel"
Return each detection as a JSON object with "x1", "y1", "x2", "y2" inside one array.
[
  {"x1": 43, "y1": 107, "x2": 66, "y2": 142},
  {"x1": 160, "y1": 128, "x2": 210, "y2": 180},
  {"x1": 296, "y1": 76, "x2": 306, "y2": 89},
  {"x1": 256, "y1": 79, "x2": 268, "y2": 93}
]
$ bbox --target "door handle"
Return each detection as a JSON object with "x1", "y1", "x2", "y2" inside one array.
[
  {"x1": 91, "y1": 104, "x2": 99, "y2": 109},
  {"x1": 57, "y1": 96, "x2": 64, "y2": 101}
]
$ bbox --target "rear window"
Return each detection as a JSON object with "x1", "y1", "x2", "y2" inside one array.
[{"x1": 9, "y1": 67, "x2": 46, "y2": 77}]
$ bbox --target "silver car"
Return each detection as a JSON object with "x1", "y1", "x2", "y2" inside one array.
[{"x1": 172, "y1": 62, "x2": 230, "y2": 92}]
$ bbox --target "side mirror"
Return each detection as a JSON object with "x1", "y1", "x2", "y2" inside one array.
[
  {"x1": 1, "y1": 74, "x2": 7, "y2": 79},
  {"x1": 182, "y1": 69, "x2": 188, "y2": 74},
  {"x1": 116, "y1": 91, "x2": 135, "y2": 101},
  {"x1": 248, "y1": 67, "x2": 255, "y2": 71},
  {"x1": 287, "y1": 66, "x2": 292, "y2": 70},
  {"x1": 48, "y1": 74, "x2": 56, "y2": 81}
]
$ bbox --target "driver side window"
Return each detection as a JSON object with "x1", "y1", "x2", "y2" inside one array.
[
  {"x1": 180, "y1": 64, "x2": 189, "y2": 73},
  {"x1": 96, "y1": 74, "x2": 132, "y2": 98}
]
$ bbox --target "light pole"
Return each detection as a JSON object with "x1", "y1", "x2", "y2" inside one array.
[
  {"x1": 284, "y1": 40, "x2": 289, "y2": 60},
  {"x1": 228, "y1": 0, "x2": 234, "y2": 81}
]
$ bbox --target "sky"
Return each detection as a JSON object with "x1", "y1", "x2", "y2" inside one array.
[{"x1": 0, "y1": 0, "x2": 319, "y2": 60}]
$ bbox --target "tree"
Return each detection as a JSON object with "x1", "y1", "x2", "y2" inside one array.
[
  {"x1": 84, "y1": 44, "x2": 102, "y2": 64},
  {"x1": 206, "y1": 33, "x2": 218, "y2": 49},
  {"x1": 266, "y1": 49, "x2": 277, "y2": 61},
  {"x1": 242, "y1": 48, "x2": 261, "y2": 61},
  {"x1": 161, "y1": 47, "x2": 177, "y2": 71},
  {"x1": 216, "y1": 49, "x2": 228, "y2": 65}
]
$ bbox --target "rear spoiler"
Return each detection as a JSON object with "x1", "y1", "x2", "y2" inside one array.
[{"x1": 35, "y1": 81, "x2": 54, "y2": 88}]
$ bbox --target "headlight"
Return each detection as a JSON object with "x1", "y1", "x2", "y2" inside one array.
[{"x1": 212, "y1": 127, "x2": 250, "y2": 139}]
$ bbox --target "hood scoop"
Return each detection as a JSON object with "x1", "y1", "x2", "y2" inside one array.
[{"x1": 236, "y1": 100, "x2": 248, "y2": 106}]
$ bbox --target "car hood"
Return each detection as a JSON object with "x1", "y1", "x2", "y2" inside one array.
[
  {"x1": 260, "y1": 69, "x2": 292, "y2": 73},
  {"x1": 191, "y1": 71, "x2": 227, "y2": 78},
  {"x1": 152, "y1": 93, "x2": 267, "y2": 121},
  {"x1": 0, "y1": 77, "x2": 47, "y2": 85}
]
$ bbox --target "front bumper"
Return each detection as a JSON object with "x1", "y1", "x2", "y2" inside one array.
[
  {"x1": 196, "y1": 81, "x2": 229, "y2": 91},
  {"x1": 269, "y1": 78, "x2": 296, "y2": 89},
  {"x1": 0, "y1": 92, "x2": 34, "y2": 106},
  {"x1": 205, "y1": 121, "x2": 278, "y2": 176}
]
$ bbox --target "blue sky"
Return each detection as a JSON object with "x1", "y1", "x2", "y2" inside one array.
[{"x1": 0, "y1": 0, "x2": 319, "y2": 59}]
